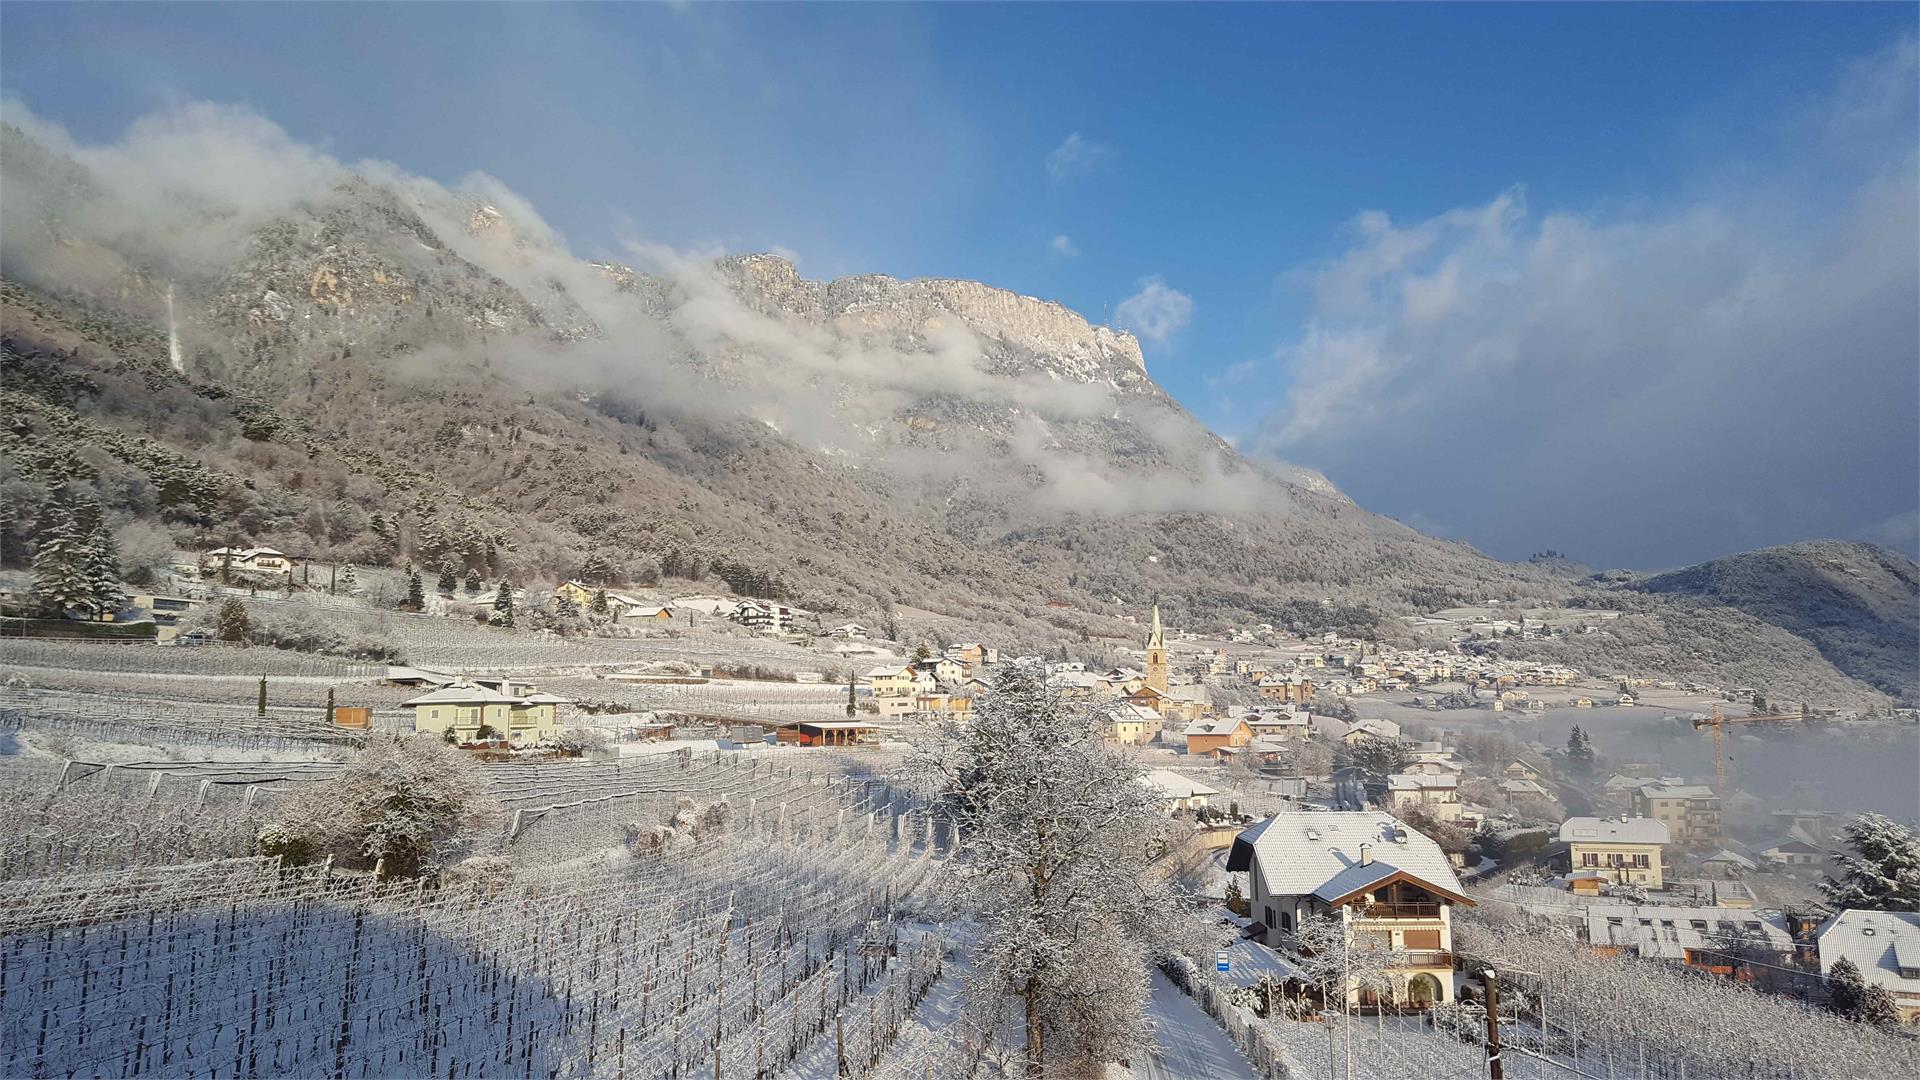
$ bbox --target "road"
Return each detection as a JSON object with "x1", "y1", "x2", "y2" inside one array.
[{"x1": 1132, "y1": 970, "x2": 1258, "y2": 1080}]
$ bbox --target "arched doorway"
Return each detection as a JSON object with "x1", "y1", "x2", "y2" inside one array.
[{"x1": 1406, "y1": 972, "x2": 1444, "y2": 1008}]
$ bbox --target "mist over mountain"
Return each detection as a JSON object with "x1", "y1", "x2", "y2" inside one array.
[{"x1": 1, "y1": 106, "x2": 1910, "y2": 706}]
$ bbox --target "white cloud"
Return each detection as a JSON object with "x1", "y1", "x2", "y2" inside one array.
[
  {"x1": 1253, "y1": 38, "x2": 1919, "y2": 568},
  {"x1": 1045, "y1": 132, "x2": 1109, "y2": 184},
  {"x1": 1048, "y1": 234, "x2": 1080, "y2": 259},
  {"x1": 1114, "y1": 275, "x2": 1193, "y2": 347}
]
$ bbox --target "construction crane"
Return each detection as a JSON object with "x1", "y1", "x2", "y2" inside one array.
[{"x1": 1691, "y1": 704, "x2": 1810, "y2": 795}]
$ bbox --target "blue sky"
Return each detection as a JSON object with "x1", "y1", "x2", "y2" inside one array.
[{"x1": 5, "y1": 2, "x2": 1916, "y2": 567}]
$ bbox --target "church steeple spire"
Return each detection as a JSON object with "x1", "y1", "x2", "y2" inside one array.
[{"x1": 1145, "y1": 604, "x2": 1168, "y2": 693}]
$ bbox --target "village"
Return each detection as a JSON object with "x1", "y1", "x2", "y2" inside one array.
[{"x1": 3, "y1": 539, "x2": 1917, "y2": 1078}]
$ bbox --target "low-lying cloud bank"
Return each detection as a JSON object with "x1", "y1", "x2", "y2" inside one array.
[
  {"x1": 1, "y1": 97, "x2": 1284, "y2": 524},
  {"x1": 1253, "y1": 38, "x2": 1920, "y2": 567}
]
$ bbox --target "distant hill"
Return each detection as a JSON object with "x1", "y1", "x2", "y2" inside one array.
[{"x1": 1630, "y1": 541, "x2": 1919, "y2": 703}]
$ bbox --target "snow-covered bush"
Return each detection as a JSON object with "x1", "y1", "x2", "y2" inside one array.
[{"x1": 270, "y1": 734, "x2": 500, "y2": 878}]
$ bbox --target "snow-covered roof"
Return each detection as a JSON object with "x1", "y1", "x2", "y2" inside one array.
[
  {"x1": 1216, "y1": 939, "x2": 1297, "y2": 989},
  {"x1": 1184, "y1": 716, "x2": 1248, "y2": 737},
  {"x1": 1501, "y1": 779, "x2": 1550, "y2": 796},
  {"x1": 1228, "y1": 812, "x2": 1467, "y2": 903},
  {"x1": 1700, "y1": 849, "x2": 1757, "y2": 869},
  {"x1": 1558, "y1": 816, "x2": 1670, "y2": 846},
  {"x1": 1388, "y1": 773, "x2": 1458, "y2": 791},
  {"x1": 1641, "y1": 783, "x2": 1716, "y2": 800},
  {"x1": 1587, "y1": 906, "x2": 1791, "y2": 961},
  {"x1": 1818, "y1": 911, "x2": 1920, "y2": 994},
  {"x1": 1142, "y1": 769, "x2": 1221, "y2": 801},
  {"x1": 402, "y1": 684, "x2": 525, "y2": 707}
]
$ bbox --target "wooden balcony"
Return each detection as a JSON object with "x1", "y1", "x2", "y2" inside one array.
[{"x1": 1359, "y1": 902, "x2": 1444, "y2": 919}]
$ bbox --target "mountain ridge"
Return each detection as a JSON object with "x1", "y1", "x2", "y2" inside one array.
[{"x1": 1, "y1": 125, "x2": 1909, "y2": 707}]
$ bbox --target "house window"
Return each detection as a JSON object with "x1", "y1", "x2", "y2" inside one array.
[
  {"x1": 1265, "y1": 906, "x2": 1277, "y2": 930},
  {"x1": 1582, "y1": 853, "x2": 1599, "y2": 867},
  {"x1": 1633, "y1": 854, "x2": 1650, "y2": 868}
]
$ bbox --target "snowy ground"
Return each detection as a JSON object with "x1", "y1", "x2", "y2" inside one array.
[{"x1": 1132, "y1": 970, "x2": 1258, "y2": 1080}]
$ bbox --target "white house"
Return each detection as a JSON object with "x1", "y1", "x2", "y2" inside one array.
[
  {"x1": 1386, "y1": 773, "x2": 1463, "y2": 822},
  {"x1": 1141, "y1": 769, "x2": 1221, "y2": 813},
  {"x1": 1227, "y1": 812, "x2": 1471, "y2": 1007},
  {"x1": 1816, "y1": 911, "x2": 1920, "y2": 1024}
]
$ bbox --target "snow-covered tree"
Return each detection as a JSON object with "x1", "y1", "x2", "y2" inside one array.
[
  {"x1": 216, "y1": 598, "x2": 251, "y2": 643},
  {"x1": 1820, "y1": 813, "x2": 1920, "y2": 911},
  {"x1": 436, "y1": 566, "x2": 457, "y2": 595},
  {"x1": 271, "y1": 733, "x2": 500, "y2": 879},
  {"x1": 1827, "y1": 956, "x2": 1869, "y2": 1017},
  {"x1": 590, "y1": 587, "x2": 610, "y2": 616},
  {"x1": 916, "y1": 660, "x2": 1180, "y2": 1076},
  {"x1": 553, "y1": 726, "x2": 608, "y2": 754},
  {"x1": 30, "y1": 492, "x2": 123, "y2": 618},
  {"x1": 404, "y1": 567, "x2": 426, "y2": 610},
  {"x1": 488, "y1": 579, "x2": 515, "y2": 627}
]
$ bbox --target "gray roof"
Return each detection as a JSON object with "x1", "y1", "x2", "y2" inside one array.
[
  {"x1": 1586, "y1": 905, "x2": 1791, "y2": 960},
  {"x1": 1818, "y1": 911, "x2": 1920, "y2": 993},
  {"x1": 402, "y1": 684, "x2": 524, "y2": 706},
  {"x1": 1233, "y1": 812, "x2": 1466, "y2": 902},
  {"x1": 1641, "y1": 783, "x2": 1716, "y2": 800},
  {"x1": 1558, "y1": 816, "x2": 1670, "y2": 846},
  {"x1": 1310, "y1": 861, "x2": 1402, "y2": 903},
  {"x1": 1184, "y1": 716, "x2": 1248, "y2": 737}
]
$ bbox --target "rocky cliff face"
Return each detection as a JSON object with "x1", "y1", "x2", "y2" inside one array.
[{"x1": 718, "y1": 253, "x2": 1147, "y2": 382}]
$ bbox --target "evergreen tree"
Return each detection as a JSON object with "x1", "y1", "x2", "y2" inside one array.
[
  {"x1": 554, "y1": 591, "x2": 581, "y2": 619},
  {"x1": 489, "y1": 580, "x2": 515, "y2": 627},
  {"x1": 30, "y1": 503, "x2": 91, "y2": 616},
  {"x1": 1820, "y1": 814, "x2": 1920, "y2": 911},
  {"x1": 217, "y1": 598, "x2": 252, "y2": 643},
  {"x1": 405, "y1": 567, "x2": 426, "y2": 611},
  {"x1": 339, "y1": 563, "x2": 358, "y2": 592},
  {"x1": 590, "y1": 588, "x2": 610, "y2": 616},
  {"x1": 463, "y1": 567, "x2": 482, "y2": 594},
  {"x1": 31, "y1": 493, "x2": 123, "y2": 618},
  {"x1": 1566, "y1": 724, "x2": 1596, "y2": 777},
  {"x1": 1857, "y1": 985, "x2": 1902, "y2": 1027},
  {"x1": 846, "y1": 672, "x2": 857, "y2": 718},
  {"x1": 436, "y1": 566, "x2": 458, "y2": 595},
  {"x1": 1827, "y1": 957, "x2": 1868, "y2": 1018}
]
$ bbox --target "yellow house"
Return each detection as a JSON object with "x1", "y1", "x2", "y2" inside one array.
[
  {"x1": 1559, "y1": 816, "x2": 1670, "y2": 888},
  {"x1": 865, "y1": 665, "x2": 921, "y2": 717},
  {"x1": 403, "y1": 684, "x2": 569, "y2": 745},
  {"x1": 1106, "y1": 703, "x2": 1164, "y2": 745}
]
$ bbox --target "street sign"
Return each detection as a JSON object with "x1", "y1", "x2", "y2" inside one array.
[{"x1": 1216, "y1": 951, "x2": 1230, "y2": 973}]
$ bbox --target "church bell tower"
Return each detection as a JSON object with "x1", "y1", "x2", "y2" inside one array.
[{"x1": 1145, "y1": 604, "x2": 1168, "y2": 694}]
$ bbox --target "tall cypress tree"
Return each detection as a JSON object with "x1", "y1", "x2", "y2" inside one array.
[{"x1": 405, "y1": 567, "x2": 426, "y2": 611}]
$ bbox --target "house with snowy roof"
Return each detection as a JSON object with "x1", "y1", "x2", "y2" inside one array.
[
  {"x1": 1559, "y1": 815, "x2": 1670, "y2": 888},
  {"x1": 1816, "y1": 911, "x2": 1920, "y2": 1024},
  {"x1": 1141, "y1": 769, "x2": 1220, "y2": 813},
  {"x1": 402, "y1": 682, "x2": 571, "y2": 745},
  {"x1": 1182, "y1": 716, "x2": 1253, "y2": 757},
  {"x1": 1227, "y1": 812, "x2": 1471, "y2": 1007},
  {"x1": 1387, "y1": 773, "x2": 1463, "y2": 823}
]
